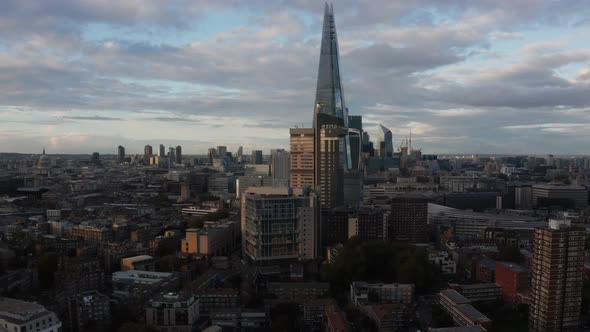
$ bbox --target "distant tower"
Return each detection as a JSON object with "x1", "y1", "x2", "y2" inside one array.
[
  {"x1": 236, "y1": 146, "x2": 243, "y2": 163},
  {"x1": 144, "y1": 145, "x2": 153, "y2": 164},
  {"x1": 158, "y1": 144, "x2": 166, "y2": 157},
  {"x1": 168, "y1": 147, "x2": 176, "y2": 165},
  {"x1": 377, "y1": 124, "x2": 393, "y2": 159},
  {"x1": 271, "y1": 149, "x2": 291, "y2": 187},
  {"x1": 117, "y1": 145, "x2": 125, "y2": 163},
  {"x1": 290, "y1": 128, "x2": 315, "y2": 189},
  {"x1": 175, "y1": 146, "x2": 182, "y2": 164},
  {"x1": 251, "y1": 150, "x2": 263, "y2": 165},
  {"x1": 91, "y1": 152, "x2": 100, "y2": 165},
  {"x1": 217, "y1": 146, "x2": 228, "y2": 158}
]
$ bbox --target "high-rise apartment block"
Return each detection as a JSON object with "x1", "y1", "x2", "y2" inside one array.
[
  {"x1": 290, "y1": 128, "x2": 315, "y2": 189},
  {"x1": 241, "y1": 187, "x2": 319, "y2": 263},
  {"x1": 529, "y1": 220, "x2": 584, "y2": 332},
  {"x1": 158, "y1": 144, "x2": 166, "y2": 157}
]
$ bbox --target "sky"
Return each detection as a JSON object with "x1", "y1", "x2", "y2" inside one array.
[{"x1": 1, "y1": 0, "x2": 590, "y2": 155}]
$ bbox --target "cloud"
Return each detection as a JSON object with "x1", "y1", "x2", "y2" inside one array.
[{"x1": 2, "y1": 0, "x2": 590, "y2": 153}]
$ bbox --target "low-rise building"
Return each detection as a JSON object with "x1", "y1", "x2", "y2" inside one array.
[
  {"x1": 193, "y1": 288, "x2": 239, "y2": 317},
  {"x1": 0, "y1": 297, "x2": 62, "y2": 332},
  {"x1": 267, "y1": 282, "x2": 329, "y2": 302},
  {"x1": 112, "y1": 270, "x2": 176, "y2": 290},
  {"x1": 495, "y1": 261, "x2": 529, "y2": 304},
  {"x1": 121, "y1": 255, "x2": 155, "y2": 271},
  {"x1": 350, "y1": 282, "x2": 414, "y2": 306},
  {"x1": 428, "y1": 250, "x2": 457, "y2": 274},
  {"x1": 439, "y1": 290, "x2": 491, "y2": 329},
  {"x1": 450, "y1": 283, "x2": 502, "y2": 303},
  {"x1": 364, "y1": 304, "x2": 411, "y2": 332},
  {"x1": 68, "y1": 291, "x2": 111, "y2": 332},
  {"x1": 324, "y1": 301, "x2": 350, "y2": 332}
]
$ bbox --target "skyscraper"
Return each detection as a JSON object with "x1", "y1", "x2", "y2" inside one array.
[
  {"x1": 175, "y1": 146, "x2": 182, "y2": 164},
  {"x1": 251, "y1": 150, "x2": 263, "y2": 165},
  {"x1": 168, "y1": 147, "x2": 175, "y2": 165},
  {"x1": 313, "y1": 4, "x2": 351, "y2": 208},
  {"x1": 529, "y1": 220, "x2": 584, "y2": 332},
  {"x1": 117, "y1": 145, "x2": 125, "y2": 163},
  {"x1": 270, "y1": 149, "x2": 290, "y2": 187},
  {"x1": 377, "y1": 124, "x2": 393, "y2": 159},
  {"x1": 144, "y1": 145, "x2": 153, "y2": 164},
  {"x1": 158, "y1": 144, "x2": 166, "y2": 157},
  {"x1": 236, "y1": 146, "x2": 243, "y2": 163},
  {"x1": 217, "y1": 146, "x2": 228, "y2": 158},
  {"x1": 290, "y1": 128, "x2": 315, "y2": 189}
]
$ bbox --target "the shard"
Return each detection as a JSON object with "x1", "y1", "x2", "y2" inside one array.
[{"x1": 313, "y1": 3, "x2": 352, "y2": 172}]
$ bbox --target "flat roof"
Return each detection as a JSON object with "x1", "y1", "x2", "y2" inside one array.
[
  {"x1": 497, "y1": 261, "x2": 528, "y2": 273},
  {"x1": 121, "y1": 255, "x2": 154, "y2": 263},
  {"x1": 440, "y1": 289, "x2": 471, "y2": 305},
  {"x1": 0, "y1": 298, "x2": 54, "y2": 324},
  {"x1": 456, "y1": 304, "x2": 492, "y2": 322},
  {"x1": 460, "y1": 283, "x2": 500, "y2": 290}
]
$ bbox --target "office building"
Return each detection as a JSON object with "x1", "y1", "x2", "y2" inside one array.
[
  {"x1": 290, "y1": 128, "x2": 315, "y2": 189},
  {"x1": 251, "y1": 150, "x2": 263, "y2": 164},
  {"x1": 144, "y1": 144, "x2": 153, "y2": 164},
  {"x1": 389, "y1": 194, "x2": 428, "y2": 242},
  {"x1": 241, "y1": 187, "x2": 319, "y2": 263},
  {"x1": 159, "y1": 144, "x2": 166, "y2": 157},
  {"x1": 168, "y1": 146, "x2": 176, "y2": 165},
  {"x1": 118, "y1": 145, "x2": 125, "y2": 163},
  {"x1": 236, "y1": 146, "x2": 243, "y2": 162},
  {"x1": 271, "y1": 149, "x2": 290, "y2": 186},
  {"x1": 529, "y1": 220, "x2": 584, "y2": 332},
  {"x1": 0, "y1": 297, "x2": 62, "y2": 332},
  {"x1": 176, "y1": 145, "x2": 182, "y2": 164},
  {"x1": 146, "y1": 292, "x2": 199, "y2": 332},
  {"x1": 377, "y1": 124, "x2": 393, "y2": 159},
  {"x1": 181, "y1": 220, "x2": 239, "y2": 256},
  {"x1": 531, "y1": 183, "x2": 588, "y2": 209},
  {"x1": 217, "y1": 146, "x2": 227, "y2": 158}
]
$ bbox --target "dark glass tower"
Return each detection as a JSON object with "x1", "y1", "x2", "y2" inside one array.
[{"x1": 314, "y1": 3, "x2": 351, "y2": 172}]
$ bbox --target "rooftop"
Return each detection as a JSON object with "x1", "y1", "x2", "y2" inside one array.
[
  {"x1": 0, "y1": 297, "x2": 54, "y2": 324},
  {"x1": 496, "y1": 261, "x2": 528, "y2": 273},
  {"x1": 455, "y1": 304, "x2": 492, "y2": 323},
  {"x1": 440, "y1": 289, "x2": 471, "y2": 305},
  {"x1": 121, "y1": 255, "x2": 154, "y2": 263}
]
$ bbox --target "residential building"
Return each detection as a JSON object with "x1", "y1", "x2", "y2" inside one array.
[
  {"x1": 175, "y1": 146, "x2": 182, "y2": 164},
  {"x1": 68, "y1": 291, "x2": 111, "y2": 332},
  {"x1": 428, "y1": 250, "x2": 457, "y2": 274},
  {"x1": 495, "y1": 262, "x2": 529, "y2": 304},
  {"x1": 350, "y1": 281, "x2": 414, "y2": 306},
  {"x1": 144, "y1": 144, "x2": 153, "y2": 164},
  {"x1": 146, "y1": 292, "x2": 199, "y2": 332},
  {"x1": 364, "y1": 304, "x2": 411, "y2": 332},
  {"x1": 118, "y1": 145, "x2": 125, "y2": 163},
  {"x1": 0, "y1": 297, "x2": 62, "y2": 332},
  {"x1": 529, "y1": 220, "x2": 584, "y2": 332},
  {"x1": 267, "y1": 282, "x2": 329, "y2": 302}
]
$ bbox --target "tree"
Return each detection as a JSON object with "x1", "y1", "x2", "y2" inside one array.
[
  {"x1": 37, "y1": 253, "x2": 58, "y2": 289},
  {"x1": 270, "y1": 302, "x2": 302, "y2": 332}
]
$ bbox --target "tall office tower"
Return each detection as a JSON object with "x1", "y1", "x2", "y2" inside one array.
[
  {"x1": 313, "y1": 4, "x2": 351, "y2": 209},
  {"x1": 168, "y1": 146, "x2": 175, "y2": 164},
  {"x1": 529, "y1": 220, "x2": 584, "y2": 332},
  {"x1": 290, "y1": 128, "x2": 315, "y2": 189},
  {"x1": 319, "y1": 126, "x2": 347, "y2": 209},
  {"x1": 389, "y1": 194, "x2": 428, "y2": 242},
  {"x1": 117, "y1": 145, "x2": 125, "y2": 163},
  {"x1": 144, "y1": 145, "x2": 153, "y2": 164},
  {"x1": 158, "y1": 144, "x2": 166, "y2": 157},
  {"x1": 251, "y1": 150, "x2": 263, "y2": 164},
  {"x1": 217, "y1": 146, "x2": 228, "y2": 158},
  {"x1": 377, "y1": 124, "x2": 393, "y2": 159},
  {"x1": 91, "y1": 152, "x2": 100, "y2": 165},
  {"x1": 236, "y1": 146, "x2": 243, "y2": 162},
  {"x1": 270, "y1": 149, "x2": 291, "y2": 187},
  {"x1": 175, "y1": 145, "x2": 182, "y2": 164},
  {"x1": 348, "y1": 115, "x2": 362, "y2": 172},
  {"x1": 241, "y1": 187, "x2": 320, "y2": 263},
  {"x1": 207, "y1": 148, "x2": 216, "y2": 165}
]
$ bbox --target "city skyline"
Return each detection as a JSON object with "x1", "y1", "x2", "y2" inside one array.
[{"x1": 2, "y1": 1, "x2": 590, "y2": 154}]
